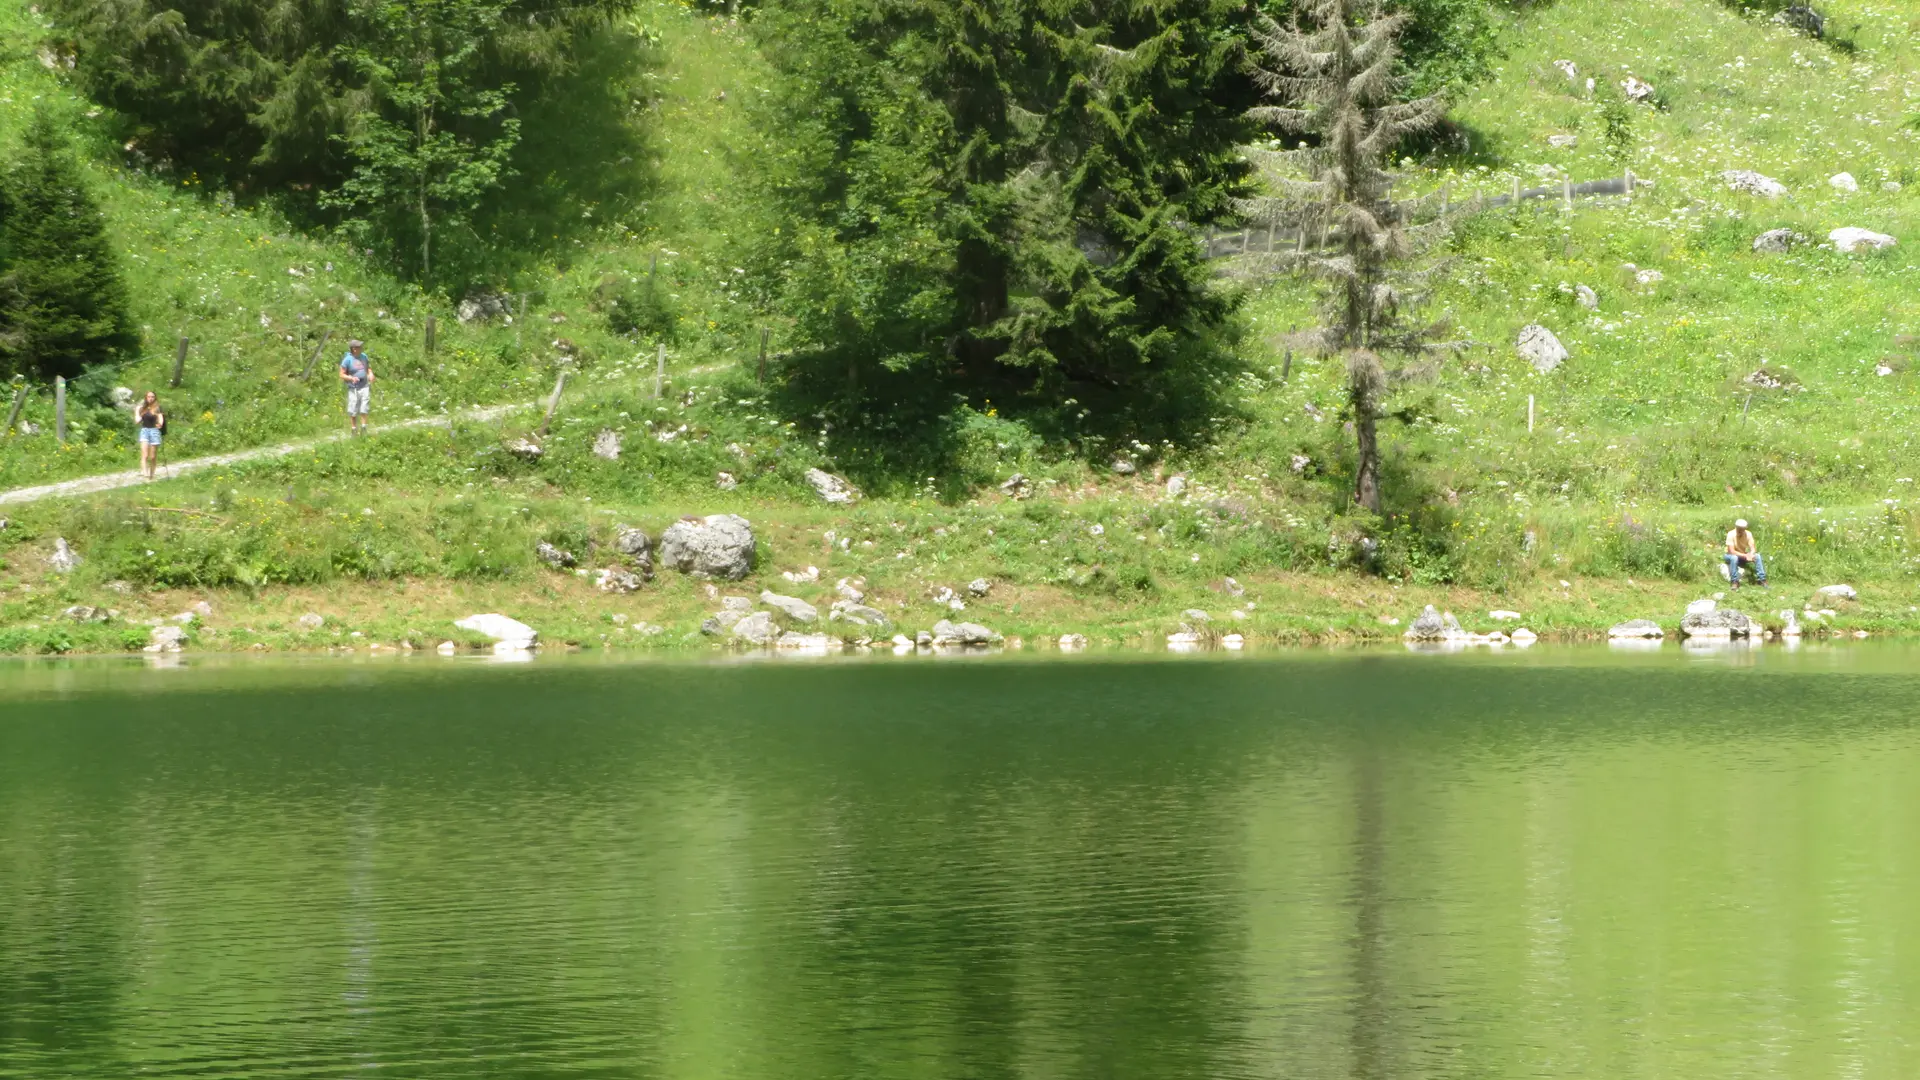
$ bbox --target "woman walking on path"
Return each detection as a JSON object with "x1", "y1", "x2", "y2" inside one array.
[{"x1": 135, "y1": 391, "x2": 165, "y2": 480}]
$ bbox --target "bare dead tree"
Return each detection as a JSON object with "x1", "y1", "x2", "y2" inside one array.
[{"x1": 1238, "y1": 0, "x2": 1461, "y2": 514}]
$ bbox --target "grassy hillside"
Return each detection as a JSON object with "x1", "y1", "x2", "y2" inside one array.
[{"x1": 3, "y1": 0, "x2": 1920, "y2": 654}]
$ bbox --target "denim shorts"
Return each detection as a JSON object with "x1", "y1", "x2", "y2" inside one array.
[{"x1": 139, "y1": 427, "x2": 162, "y2": 446}]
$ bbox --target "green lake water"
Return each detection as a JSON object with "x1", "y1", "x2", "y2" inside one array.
[{"x1": 4, "y1": 646, "x2": 1920, "y2": 1078}]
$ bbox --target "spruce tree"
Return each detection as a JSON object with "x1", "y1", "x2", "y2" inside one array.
[
  {"x1": 0, "y1": 109, "x2": 138, "y2": 382},
  {"x1": 749, "y1": 0, "x2": 1255, "y2": 452},
  {"x1": 1238, "y1": 0, "x2": 1454, "y2": 513}
]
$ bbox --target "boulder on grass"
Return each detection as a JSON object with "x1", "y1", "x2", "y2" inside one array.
[
  {"x1": 1517, "y1": 324, "x2": 1568, "y2": 373},
  {"x1": 1831, "y1": 227, "x2": 1896, "y2": 253},
  {"x1": 1608, "y1": 619, "x2": 1664, "y2": 639},
  {"x1": 659, "y1": 514, "x2": 757, "y2": 580},
  {"x1": 730, "y1": 611, "x2": 780, "y2": 646},
  {"x1": 804, "y1": 468, "x2": 860, "y2": 504},
  {"x1": 759, "y1": 591, "x2": 819, "y2": 624}
]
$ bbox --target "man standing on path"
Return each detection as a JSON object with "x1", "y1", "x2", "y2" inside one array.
[
  {"x1": 1724, "y1": 518, "x2": 1766, "y2": 589},
  {"x1": 339, "y1": 339, "x2": 374, "y2": 436}
]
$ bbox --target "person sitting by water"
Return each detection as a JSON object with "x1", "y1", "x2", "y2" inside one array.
[
  {"x1": 135, "y1": 390, "x2": 165, "y2": 481},
  {"x1": 1724, "y1": 518, "x2": 1766, "y2": 589}
]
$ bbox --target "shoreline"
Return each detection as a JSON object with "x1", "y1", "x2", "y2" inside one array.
[{"x1": 2, "y1": 571, "x2": 1900, "y2": 657}]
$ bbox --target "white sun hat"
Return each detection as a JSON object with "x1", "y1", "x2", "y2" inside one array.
[{"x1": 1735, "y1": 519, "x2": 1748, "y2": 528}]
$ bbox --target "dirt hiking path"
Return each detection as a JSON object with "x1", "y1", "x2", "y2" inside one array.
[{"x1": 0, "y1": 403, "x2": 529, "y2": 508}]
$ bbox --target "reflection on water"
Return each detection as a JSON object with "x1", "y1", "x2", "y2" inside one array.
[{"x1": 3, "y1": 648, "x2": 1920, "y2": 1079}]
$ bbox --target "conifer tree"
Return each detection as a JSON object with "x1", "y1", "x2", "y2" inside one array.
[
  {"x1": 0, "y1": 109, "x2": 138, "y2": 382},
  {"x1": 1238, "y1": 0, "x2": 1455, "y2": 514},
  {"x1": 749, "y1": 0, "x2": 1255, "y2": 449}
]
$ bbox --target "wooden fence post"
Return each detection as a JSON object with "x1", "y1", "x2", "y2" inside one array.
[
  {"x1": 1624, "y1": 167, "x2": 1635, "y2": 200},
  {"x1": 425, "y1": 316, "x2": 437, "y2": 355},
  {"x1": 1528, "y1": 394, "x2": 1535, "y2": 434},
  {"x1": 514, "y1": 294, "x2": 528, "y2": 349},
  {"x1": 170, "y1": 336, "x2": 189, "y2": 388},
  {"x1": 653, "y1": 342, "x2": 667, "y2": 399},
  {"x1": 758, "y1": 327, "x2": 770, "y2": 385},
  {"x1": 54, "y1": 376, "x2": 66, "y2": 445},
  {"x1": 1511, "y1": 176, "x2": 1521, "y2": 203},
  {"x1": 1563, "y1": 177, "x2": 1573, "y2": 210},
  {"x1": 302, "y1": 329, "x2": 333, "y2": 380},
  {"x1": 3, "y1": 385, "x2": 25, "y2": 436},
  {"x1": 538, "y1": 372, "x2": 566, "y2": 438},
  {"x1": 1441, "y1": 182, "x2": 1451, "y2": 215}
]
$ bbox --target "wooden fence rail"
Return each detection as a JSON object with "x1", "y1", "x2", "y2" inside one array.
[{"x1": 1203, "y1": 170, "x2": 1643, "y2": 260}]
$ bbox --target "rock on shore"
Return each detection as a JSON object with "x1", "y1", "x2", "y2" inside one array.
[{"x1": 659, "y1": 514, "x2": 757, "y2": 580}]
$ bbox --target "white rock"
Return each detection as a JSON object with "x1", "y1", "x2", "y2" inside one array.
[
  {"x1": 1510, "y1": 628, "x2": 1538, "y2": 645},
  {"x1": 760, "y1": 591, "x2": 819, "y2": 624},
  {"x1": 1166, "y1": 475, "x2": 1188, "y2": 498},
  {"x1": 1635, "y1": 268, "x2": 1664, "y2": 286},
  {"x1": 1221, "y1": 633, "x2": 1245, "y2": 650},
  {"x1": 1167, "y1": 631, "x2": 1205, "y2": 649},
  {"x1": 1831, "y1": 227, "x2": 1896, "y2": 253},
  {"x1": 1058, "y1": 633, "x2": 1089, "y2": 650},
  {"x1": 1814, "y1": 584, "x2": 1858, "y2": 602},
  {"x1": 1752, "y1": 228, "x2": 1805, "y2": 253},
  {"x1": 1517, "y1": 324, "x2": 1568, "y2": 373},
  {"x1": 1621, "y1": 76, "x2": 1655, "y2": 102},
  {"x1": 804, "y1": 468, "x2": 859, "y2": 504},
  {"x1": 595, "y1": 567, "x2": 642, "y2": 594},
  {"x1": 775, "y1": 631, "x2": 834, "y2": 651},
  {"x1": 715, "y1": 471, "x2": 738, "y2": 490},
  {"x1": 967, "y1": 578, "x2": 992, "y2": 598},
  {"x1": 592, "y1": 429, "x2": 622, "y2": 461},
  {"x1": 730, "y1": 611, "x2": 781, "y2": 646},
  {"x1": 1553, "y1": 59, "x2": 1578, "y2": 81},
  {"x1": 1289, "y1": 453, "x2": 1311, "y2": 473},
  {"x1": 1548, "y1": 134, "x2": 1577, "y2": 149},
  {"x1": 505, "y1": 437, "x2": 543, "y2": 461},
  {"x1": 932, "y1": 619, "x2": 1001, "y2": 646},
  {"x1": 659, "y1": 514, "x2": 757, "y2": 580},
  {"x1": 836, "y1": 578, "x2": 865, "y2": 603},
  {"x1": 454, "y1": 613, "x2": 538, "y2": 649},
  {"x1": 47, "y1": 537, "x2": 82, "y2": 573},
  {"x1": 1608, "y1": 619, "x2": 1664, "y2": 639},
  {"x1": 1685, "y1": 598, "x2": 1718, "y2": 617},
  {"x1": 145, "y1": 625, "x2": 188, "y2": 653},
  {"x1": 1722, "y1": 170, "x2": 1787, "y2": 198},
  {"x1": 1884, "y1": 181, "x2": 1903, "y2": 193},
  {"x1": 781, "y1": 565, "x2": 821, "y2": 585},
  {"x1": 1489, "y1": 610, "x2": 1522, "y2": 622},
  {"x1": 1829, "y1": 172, "x2": 1859, "y2": 193},
  {"x1": 1574, "y1": 284, "x2": 1598, "y2": 310},
  {"x1": 437, "y1": 640, "x2": 457, "y2": 655}
]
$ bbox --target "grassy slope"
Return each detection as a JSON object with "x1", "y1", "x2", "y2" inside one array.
[{"x1": 3, "y1": 0, "x2": 1920, "y2": 654}]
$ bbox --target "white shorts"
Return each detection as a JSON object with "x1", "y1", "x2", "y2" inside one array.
[{"x1": 345, "y1": 386, "x2": 371, "y2": 416}]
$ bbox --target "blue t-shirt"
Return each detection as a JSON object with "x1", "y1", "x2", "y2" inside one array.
[{"x1": 340, "y1": 352, "x2": 370, "y2": 388}]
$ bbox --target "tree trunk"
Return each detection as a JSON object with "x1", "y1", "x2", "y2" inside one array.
[
  {"x1": 419, "y1": 103, "x2": 434, "y2": 289},
  {"x1": 1351, "y1": 374, "x2": 1382, "y2": 514}
]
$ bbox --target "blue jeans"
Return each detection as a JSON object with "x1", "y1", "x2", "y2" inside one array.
[{"x1": 1724, "y1": 553, "x2": 1765, "y2": 585}]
